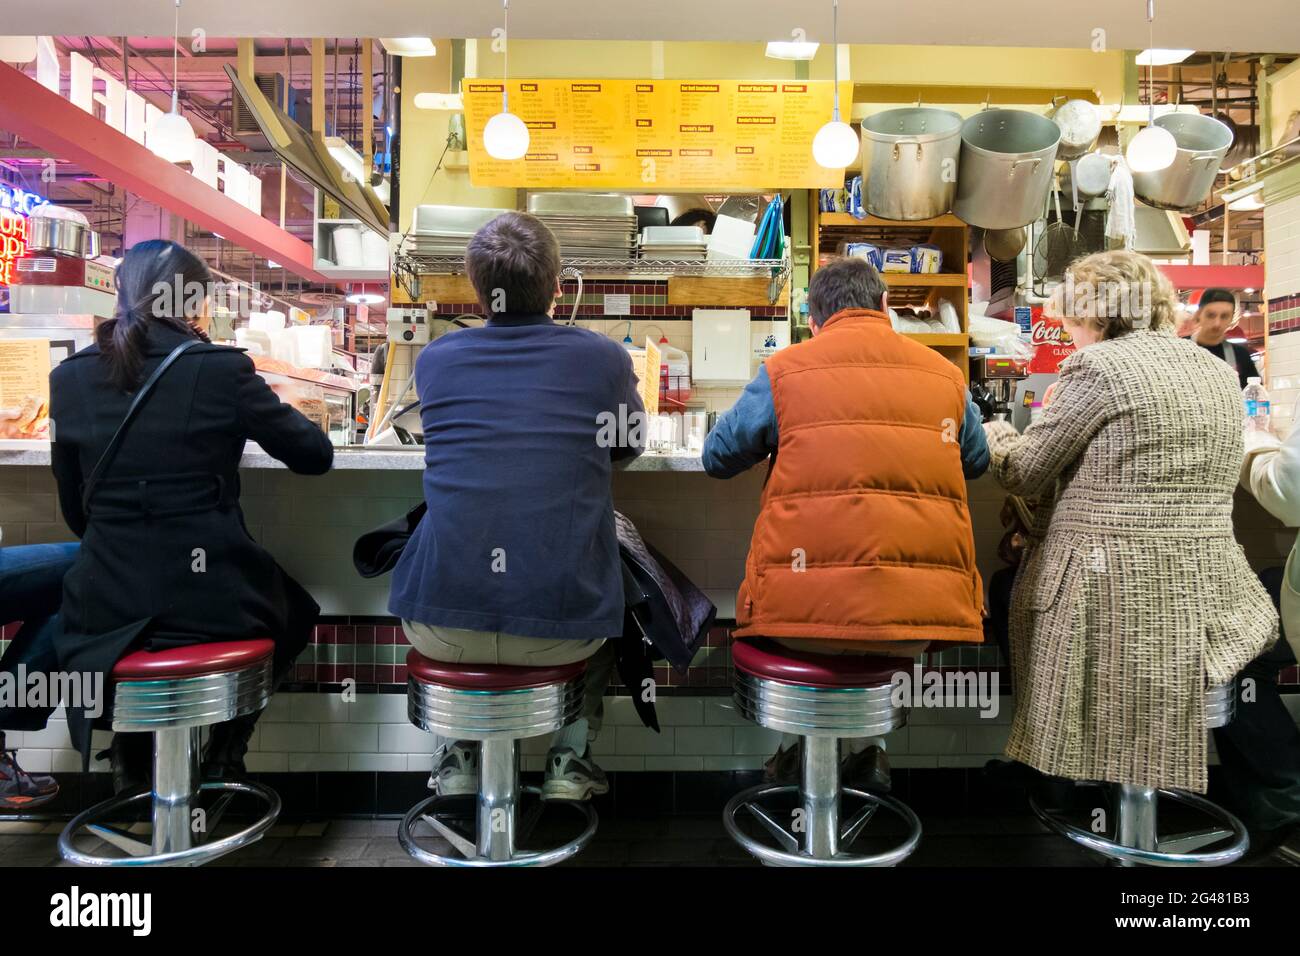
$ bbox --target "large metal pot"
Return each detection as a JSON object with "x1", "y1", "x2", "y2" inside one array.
[
  {"x1": 860, "y1": 107, "x2": 963, "y2": 221},
  {"x1": 25, "y1": 215, "x2": 100, "y2": 258},
  {"x1": 953, "y1": 109, "x2": 1061, "y2": 230},
  {"x1": 1132, "y1": 113, "x2": 1234, "y2": 210}
]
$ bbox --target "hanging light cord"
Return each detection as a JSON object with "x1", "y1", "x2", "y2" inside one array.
[
  {"x1": 502, "y1": 0, "x2": 510, "y2": 113},
  {"x1": 1149, "y1": 0, "x2": 1159, "y2": 123},
  {"x1": 831, "y1": 0, "x2": 840, "y2": 121},
  {"x1": 171, "y1": 0, "x2": 181, "y2": 112}
]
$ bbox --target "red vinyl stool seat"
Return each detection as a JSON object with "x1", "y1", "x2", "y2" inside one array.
[
  {"x1": 406, "y1": 648, "x2": 585, "y2": 690},
  {"x1": 112, "y1": 639, "x2": 276, "y2": 681},
  {"x1": 732, "y1": 637, "x2": 913, "y2": 688}
]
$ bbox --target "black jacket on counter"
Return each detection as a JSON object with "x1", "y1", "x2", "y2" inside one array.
[{"x1": 49, "y1": 323, "x2": 334, "y2": 763}]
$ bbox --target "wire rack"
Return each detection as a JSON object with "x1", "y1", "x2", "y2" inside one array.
[{"x1": 394, "y1": 254, "x2": 791, "y2": 305}]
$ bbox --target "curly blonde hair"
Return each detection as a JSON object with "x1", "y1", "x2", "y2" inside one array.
[{"x1": 1045, "y1": 249, "x2": 1178, "y2": 339}]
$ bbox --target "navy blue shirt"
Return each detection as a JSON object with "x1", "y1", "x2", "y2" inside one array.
[{"x1": 388, "y1": 313, "x2": 645, "y2": 639}]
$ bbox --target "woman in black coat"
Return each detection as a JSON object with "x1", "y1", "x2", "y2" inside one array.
[{"x1": 49, "y1": 240, "x2": 333, "y2": 786}]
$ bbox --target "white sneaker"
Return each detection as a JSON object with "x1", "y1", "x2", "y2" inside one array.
[
  {"x1": 427, "y1": 741, "x2": 478, "y2": 796},
  {"x1": 542, "y1": 747, "x2": 609, "y2": 802}
]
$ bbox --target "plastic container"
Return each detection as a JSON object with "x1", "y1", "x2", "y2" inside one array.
[
  {"x1": 1244, "y1": 377, "x2": 1272, "y2": 432},
  {"x1": 331, "y1": 225, "x2": 363, "y2": 268}
]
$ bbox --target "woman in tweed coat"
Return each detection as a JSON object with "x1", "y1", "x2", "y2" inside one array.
[{"x1": 984, "y1": 250, "x2": 1277, "y2": 793}]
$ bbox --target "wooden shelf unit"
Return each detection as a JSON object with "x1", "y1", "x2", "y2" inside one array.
[{"x1": 811, "y1": 201, "x2": 972, "y2": 380}]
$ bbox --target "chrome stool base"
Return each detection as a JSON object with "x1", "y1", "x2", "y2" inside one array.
[
  {"x1": 1030, "y1": 782, "x2": 1249, "y2": 867},
  {"x1": 399, "y1": 783, "x2": 597, "y2": 868},
  {"x1": 402, "y1": 655, "x2": 596, "y2": 867},
  {"x1": 59, "y1": 650, "x2": 278, "y2": 867},
  {"x1": 724, "y1": 780, "x2": 922, "y2": 867}
]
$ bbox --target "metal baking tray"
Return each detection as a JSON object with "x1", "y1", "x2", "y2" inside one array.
[
  {"x1": 412, "y1": 205, "x2": 512, "y2": 236},
  {"x1": 527, "y1": 192, "x2": 635, "y2": 217}
]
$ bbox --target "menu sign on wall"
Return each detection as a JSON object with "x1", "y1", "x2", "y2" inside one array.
[{"x1": 462, "y1": 79, "x2": 852, "y2": 190}]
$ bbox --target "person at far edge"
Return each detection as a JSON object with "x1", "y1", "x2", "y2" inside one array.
[
  {"x1": 388, "y1": 212, "x2": 645, "y2": 802},
  {"x1": 984, "y1": 250, "x2": 1276, "y2": 796},
  {"x1": 1192, "y1": 287, "x2": 1258, "y2": 389},
  {"x1": 703, "y1": 256, "x2": 989, "y2": 792}
]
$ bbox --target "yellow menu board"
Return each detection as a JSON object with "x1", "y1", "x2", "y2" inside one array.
[
  {"x1": 0, "y1": 338, "x2": 51, "y2": 440},
  {"x1": 462, "y1": 79, "x2": 853, "y2": 190}
]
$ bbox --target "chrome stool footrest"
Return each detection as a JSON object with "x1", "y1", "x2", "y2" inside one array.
[
  {"x1": 399, "y1": 783, "x2": 597, "y2": 868},
  {"x1": 724, "y1": 781, "x2": 921, "y2": 867},
  {"x1": 58, "y1": 778, "x2": 281, "y2": 867},
  {"x1": 1030, "y1": 782, "x2": 1249, "y2": 867}
]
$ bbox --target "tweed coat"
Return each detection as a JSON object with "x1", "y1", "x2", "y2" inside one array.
[{"x1": 985, "y1": 329, "x2": 1277, "y2": 793}]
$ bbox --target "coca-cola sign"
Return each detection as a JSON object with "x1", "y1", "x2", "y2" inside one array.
[{"x1": 1028, "y1": 314, "x2": 1076, "y2": 374}]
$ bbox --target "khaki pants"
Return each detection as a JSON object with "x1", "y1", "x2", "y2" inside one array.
[{"x1": 402, "y1": 621, "x2": 616, "y2": 741}]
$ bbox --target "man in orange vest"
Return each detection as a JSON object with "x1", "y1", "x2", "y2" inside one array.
[{"x1": 703, "y1": 256, "x2": 988, "y2": 789}]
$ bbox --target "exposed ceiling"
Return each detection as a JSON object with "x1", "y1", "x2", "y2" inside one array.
[{"x1": 7, "y1": 0, "x2": 1300, "y2": 51}]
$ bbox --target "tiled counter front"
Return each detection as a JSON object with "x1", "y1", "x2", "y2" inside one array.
[{"x1": 2, "y1": 458, "x2": 1297, "y2": 777}]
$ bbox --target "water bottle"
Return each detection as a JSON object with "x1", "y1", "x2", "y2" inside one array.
[{"x1": 1243, "y1": 377, "x2": 1272, "y2": 433}]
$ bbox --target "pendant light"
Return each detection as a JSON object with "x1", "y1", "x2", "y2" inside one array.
[
  {"x1": 812, "y1": 0, "x2": 859, "y2": 169},
  {"x1": 482, "y1": 0, "x2": 530, "y2": 160},
  {"x1": 1125, "y1": 0, "x2": 1178, "y2": 173},
  {"x1": 147, "y1": 0, "x2": 197, "y2": 164}
]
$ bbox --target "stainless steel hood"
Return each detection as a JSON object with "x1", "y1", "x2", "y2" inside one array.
[{"x1": 225, "y1": 64, "x2": 389, "y2": 236}]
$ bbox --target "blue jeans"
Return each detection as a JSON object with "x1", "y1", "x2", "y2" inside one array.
[{"x1": 0, "y1": 542, "x2": 79, "y2": 733}]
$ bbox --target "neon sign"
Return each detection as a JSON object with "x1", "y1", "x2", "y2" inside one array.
[
  {"x1": 0, "y1": 184, "x2": 48, "y2": 218},
  {"x1": 0, "y1": 210, "x2": 27, "y2": 287}
]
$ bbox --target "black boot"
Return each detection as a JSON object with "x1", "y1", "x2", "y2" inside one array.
[
  {"x1": 202, "y1": 716, "x2": 256, "y2": 782},
  {"x1": 104, "y1": 732, "x2": 152, "y2": 795}
]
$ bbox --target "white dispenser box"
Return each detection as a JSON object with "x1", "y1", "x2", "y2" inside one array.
[{"x1": 691, "y1": 309, "x2": 752, "y2": 384}]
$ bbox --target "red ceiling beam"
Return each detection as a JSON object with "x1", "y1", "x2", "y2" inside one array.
[
  {"x1": 0, "y1": 61, "x2": 331, "y2": 284},
  {"x1": 1159, "y1": 264, "x2": 1265, "y2": 292}
]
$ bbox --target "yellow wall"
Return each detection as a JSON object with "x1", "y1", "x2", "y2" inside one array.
[{"x1": 1269, "y1": 59, "x2": 1300, "y2": 150}]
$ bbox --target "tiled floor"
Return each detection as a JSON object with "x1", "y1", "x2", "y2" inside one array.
[{"x1": 2, "y1": 809, "x2": 1295, "y2": 867}]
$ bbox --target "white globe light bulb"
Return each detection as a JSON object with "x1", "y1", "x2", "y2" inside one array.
[
  {"x1": 483, "y1": 111, "x2": 530, "y2": 161},
  {"x1": 1126, "y1": 124, "x2": 1178, "y2": 173},
  {"x1": 148, "y1": 109, "x2": 197, "y2": 164},
  {"x1": 0, "y1": 37, "x2": 38, "y2": 63},
  {"x1": 812, "y1": 120, "x2": 860, "y2": 169}
]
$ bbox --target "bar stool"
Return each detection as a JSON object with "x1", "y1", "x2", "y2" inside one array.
[
  {"x1": 398, "y1": 649, "x2": 597, "y2": 867},
  {"x1": 722, "y1": 638, "x2": 922, "y2": 866},
  {"x1": 59, "y1": 640, "x2": 281, "y2": 867},
  {"x1": 1029, "y1": 681, "x2": 1249, "y2": 867}
]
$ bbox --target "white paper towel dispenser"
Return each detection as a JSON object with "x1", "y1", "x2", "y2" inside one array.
[{"x1": 691, "y1": 309, "x2": 752, "y2": 384}]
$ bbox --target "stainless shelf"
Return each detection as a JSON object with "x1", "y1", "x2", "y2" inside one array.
[{"x1": 394, "y1": 254, "x2": 791, "y2": 304}]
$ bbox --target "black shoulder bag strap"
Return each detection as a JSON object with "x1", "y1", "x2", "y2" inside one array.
[{"x1": 80, "y1": 338, "x2": 203, "y2": 514}]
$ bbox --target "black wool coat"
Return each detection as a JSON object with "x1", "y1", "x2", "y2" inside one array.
[{"x1": 49, "y1": 323, "x2": 334, "y2": 761}]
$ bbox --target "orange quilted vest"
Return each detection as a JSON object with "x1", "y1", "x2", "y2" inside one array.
[{"x1": 734, "y1": 308, "x2": 983, "y2": 644}]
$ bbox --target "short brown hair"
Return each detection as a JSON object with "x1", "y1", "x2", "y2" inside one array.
[
  {"x1": 1049, "y1": 249, "x2": 1178, "y2": 339},
  {"x1": 807, "y1": 257, "x2": 887, "y2": 326},
  {"x1": 466, "y1": 212, "x2": 561, "y2": 315}
]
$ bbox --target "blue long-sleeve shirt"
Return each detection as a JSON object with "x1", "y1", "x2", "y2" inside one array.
[{"x1": 702, "y1": 365, "x2": 990, "y2": 479}]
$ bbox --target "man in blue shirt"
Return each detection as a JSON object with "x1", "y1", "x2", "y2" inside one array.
[{"x1": 389, "y1": 212, "x2": 645, "y2": 801}]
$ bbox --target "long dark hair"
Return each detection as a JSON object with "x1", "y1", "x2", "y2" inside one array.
[{"x1": 99, "y1": 240, "x2": 211, "y2": 391}]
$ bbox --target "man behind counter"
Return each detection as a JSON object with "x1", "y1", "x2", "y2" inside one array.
[{"x1": 1192, "y1": 287, "x2": 1258, "y2": 389}]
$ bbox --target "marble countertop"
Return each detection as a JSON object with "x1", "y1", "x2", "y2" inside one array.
[{"x1": 0, "y1": 442, "x2": 705, "y2": 473}]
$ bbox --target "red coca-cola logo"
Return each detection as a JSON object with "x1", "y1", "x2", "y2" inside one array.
[
  {"x1": 1028, "y1": 315, "x2": 1076, "y2": 374},
  {"x1": 1030, "y1": 318, "x2": 1074, "y2": 347}
]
